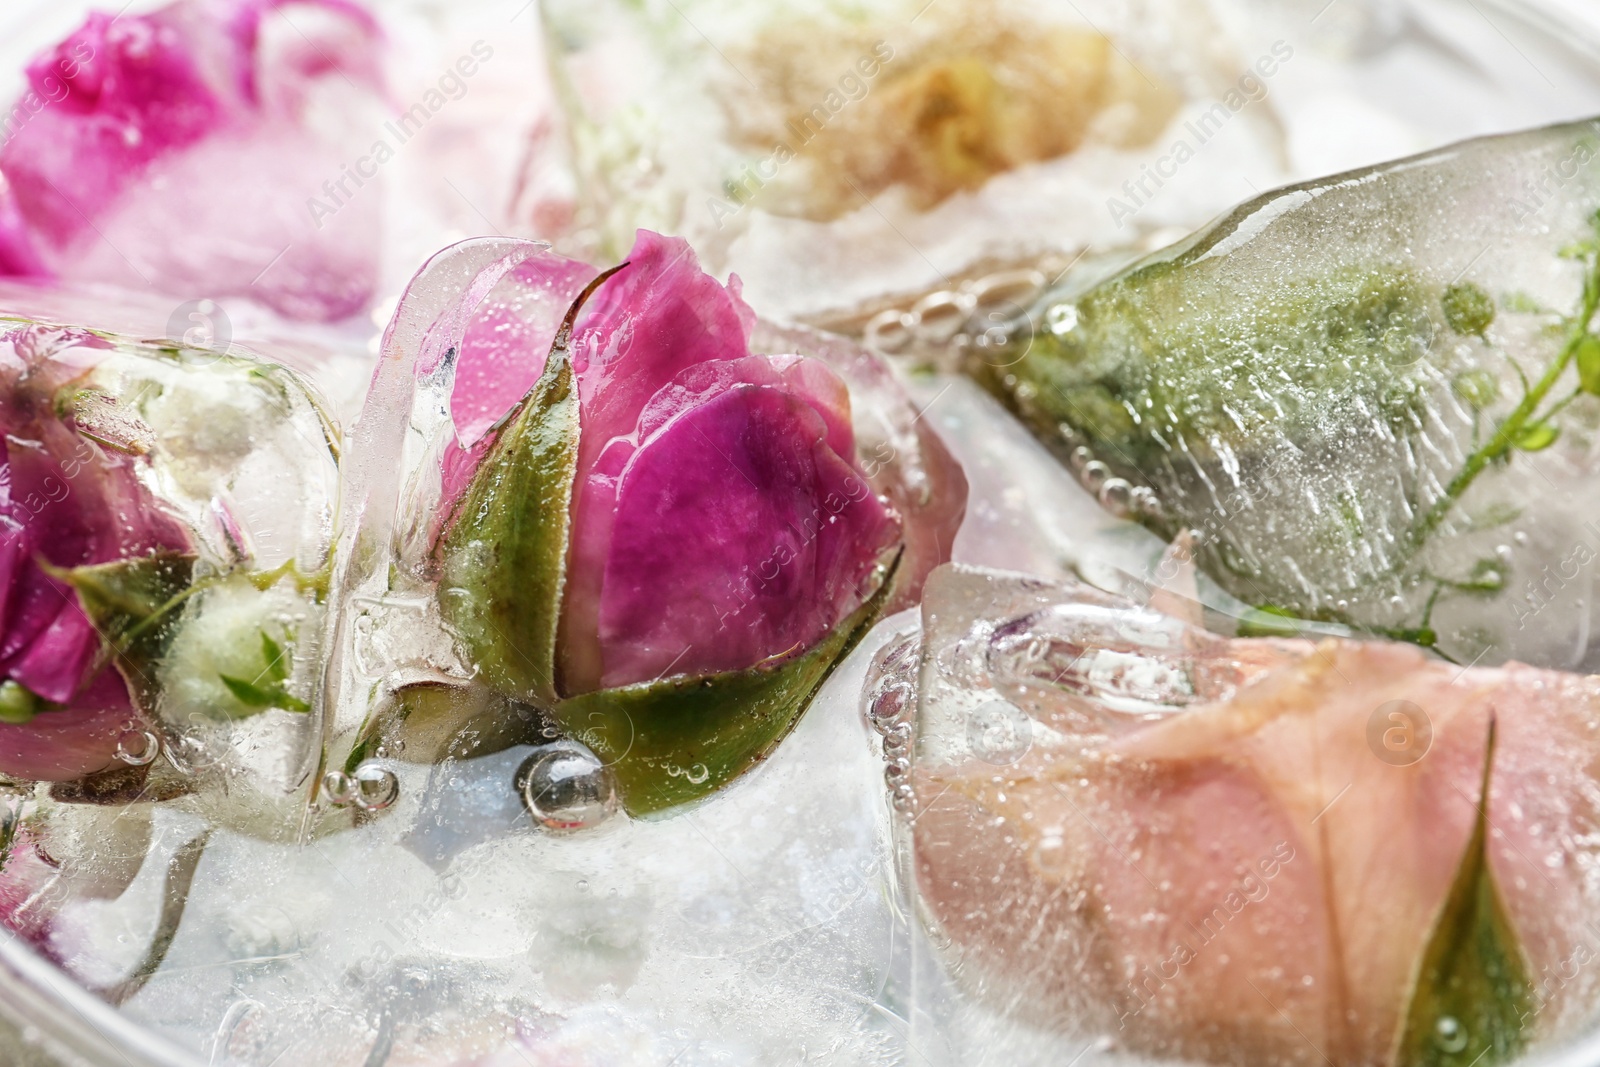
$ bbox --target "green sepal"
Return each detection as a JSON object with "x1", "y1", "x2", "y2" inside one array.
[
  {"x1": 51, "y1": 552, "x2": 197, "y2": 713},
  {"x1": 1577, "y1": 335, "x2": 1600, "y2": 396},
  {"x1": 1395, "y1": 719, "x2": 1532, "y2": 1067},
  {"x1": 218, "y1": 674, "x2": 310, "y2": 713},
  {"x1": 552, "y1": 551, "x2": 901, "y2": 816},
  {"x1": 438, "y1": 264, "x2": 626, "y2": 706}
]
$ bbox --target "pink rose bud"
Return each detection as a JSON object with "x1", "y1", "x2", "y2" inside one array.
[{"x1": 385, "y1": 230, "x2": 966, "y2": 812}]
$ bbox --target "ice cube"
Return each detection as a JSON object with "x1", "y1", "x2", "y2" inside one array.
[
  {"x1": 535, "y1": 0, "x2": 1285, "y2": 323},
  {"x1": 902, "y1": 562, "x2": 1600, "y2": 1067},
  {"x1": 984, "y1": 117, "x2": 1600, "y2": 670}
]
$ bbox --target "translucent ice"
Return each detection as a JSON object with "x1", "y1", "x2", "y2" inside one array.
[
  {"x1": 900, "y1": 562, "x2": 1600, "y2": 1067},
  {"x1": 535, "y1": 0, "x2": 1285, "y2": 322},
  {"x1": 984, "y1": 117, "x2": 1600, "y2": 670}
]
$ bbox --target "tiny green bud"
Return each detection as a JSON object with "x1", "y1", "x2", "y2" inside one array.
[
  {"x1": 1451, "y1": 369, "x2": 1499, "y2": 411},
  {"x1": 1441, "y1": 283, "x2": 1495, "y2": 337},
  {"x1": 0, "y1": 681, "x2": 40, "y2": 725},
  {"x1": 1462, "y1": 558, "x2": 1506, "y2": 592},
  {"x1": 1577, "y1": 335, "x2": 1600, "y2": 396},
  {"x1": 1514, "y1": 420, "x2": 1559, "y2": 451}
]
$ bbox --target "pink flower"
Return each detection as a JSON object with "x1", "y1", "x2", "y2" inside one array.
[
  {"x1": 0, "y1": 0, "x2": 384, "y2": 322},
  {"x1": 442, "y1": 230, "x2": 947, "y2": 695},
  {"x1": 0, "y1": 327, "x2": 191, "y2": 781}
]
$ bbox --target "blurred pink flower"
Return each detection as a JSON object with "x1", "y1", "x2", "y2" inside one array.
[{"x1": 0, "y1": 0, "x2": 384, "y2": 322}]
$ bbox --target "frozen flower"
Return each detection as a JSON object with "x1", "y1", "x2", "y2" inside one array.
[
  {"x1": 427, "y1": 230, "x2": 965, "y2": 811},
  {"x1": 0, "y1": 0, "x2": 384, "y2": 322},
  {"x1": 912, "y1": 564, "x2": 1600, "y2": 1067},
  {"x1": 0, "y1": 327, "x2": 192, "y2": 781}
]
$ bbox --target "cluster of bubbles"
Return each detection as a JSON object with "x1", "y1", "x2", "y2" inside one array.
[
  {"x1": 321, "y1": 761, "x2": 401, "y2": 811},
  {"x1": 863, "y1": 630, "x2": 921, "y2": 814}
]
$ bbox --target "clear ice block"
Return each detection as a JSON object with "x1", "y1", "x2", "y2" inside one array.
[{"x1": 984, "y1": 117, "x2": 1600, "y2": 671}]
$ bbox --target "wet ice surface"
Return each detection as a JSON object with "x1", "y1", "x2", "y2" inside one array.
[{"x1": 60, "y1": 620, "x2": 902, "y2": 1067}]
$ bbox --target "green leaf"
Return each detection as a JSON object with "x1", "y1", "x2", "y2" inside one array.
[
  {"x1": 1577, "y1": 335, "x2": 1600, "y2": 396},
  {"x1": 1454, "y1": 559, "x2": 1506, "y2": 593},
  {"x1": 218, "y1": 675, "x2": 310, "y2": 714},
  {"x1": 53, "y1": 553, "x2": 196, "y2": 714},
  {"x1": 553, "y1": 551, "x2": 901, "y2": 816},
  {"x1": 1395, "y1": 720, "x2": 1531, "y2": 1067},
  {"x1": 219, "y1": 675, "x2": 279, "y2": 709},
  {"x1": 1464, "y1": 502, "x2": 1522, "y2": 533},
  {"x1": 438, "y1": 264, "x2": 626, "y2": 706},
  {"x1": 1235, "y1": 604, "x2": 1306, "y2": 638},
  {"x1": 1451, "y1": 370, "x2": 1499, "y2": 411},
  {"x1": 259, "y1": 631, "x2": 287, "y2": 682},
  {"x1": 1513, "y1": 421, "x2": 1559, "y2": 451},
  {"x1": 1500, "y1": 291, "x2": 1552, "y2": 315}
]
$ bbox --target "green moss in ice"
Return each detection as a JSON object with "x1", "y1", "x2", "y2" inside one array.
[
  {"x1": 993, "y1": 262, "x2": 1440, "y2": 479},
  {"x1": 1441, "y1": 282, "x2": 1495, "y2": 337}
]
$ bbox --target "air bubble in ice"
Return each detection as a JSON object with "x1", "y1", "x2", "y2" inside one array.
[
  {"x1": 116, "y1": 727, "x2": 161, "y2": 766},
  {"x1": 986, "y1": 606, "x2": 1202, "y2": 716},
  {"x1": 1434, "y1": 1016, "x2": 1469, "y2": 1054},
  {"x1": 867, "y1": 681, "x2": 914, "y2": 734},
  {"x1": 1046, "y1": 304, "x2": 1079, "y2": 338},
  {"x1": 1098, "y1": 478, "x2": 1133, "y2": 517},
  {"x1": 352, "y1": 762, "x2": 400, "y2": 811},
  {"x1": 966, "y1": 699, "x2": 1032, "y2": 765},
  {"x1": 515, "y1": 742, "x2": 619, "y2": 832},
  {"x1": 322, "y1": 770, "x2": 355, "y2": 806}
]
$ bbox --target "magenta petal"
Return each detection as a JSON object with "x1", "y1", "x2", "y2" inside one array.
[
  {"x1": 450, "y1": 253, "x2": 598, "y2": 448},
  {"x1": 596, "y1": 385, "x2": 899, "y2": 689},
  {"x1": 633, "y1": 354, "x2": 854, "y2": 464},
  {"x1": 0, "y1": 569, "x2": 66, "y2": 667},
  {"x1": 6, "y1": 600, "x2": 99, "y2": 705},
  {"x1": 560, "y1": 231, "x2": 761, "y2": 692},
  {"x1": 0, "y1": 667, "x2": 128, "y2": 782},
  {"x1": 0, "y1": 178, "x2": 47, "y2": 279},
  {"x1": 0, "y1": 525, "x2": 24, "y2": 633}
]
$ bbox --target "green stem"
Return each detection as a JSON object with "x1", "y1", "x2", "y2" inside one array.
[{"x1": 1409, "y1": 262, "x2": 1600, "y2": 550}]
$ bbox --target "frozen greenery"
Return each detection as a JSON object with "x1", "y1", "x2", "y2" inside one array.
[{"x1": 983, "y1": 118, "x2": 1600, "y2": 669}]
